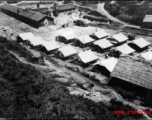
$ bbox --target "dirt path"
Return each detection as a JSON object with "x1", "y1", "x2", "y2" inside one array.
[
  {"x1": 8, "y1": 50, "x2": 152, "y2": 119},
  {"x1": 97, "y1": 3, "x2": 140, "y2": 28}
]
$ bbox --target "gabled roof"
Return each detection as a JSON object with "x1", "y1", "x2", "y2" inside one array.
[
  {"x1": 93, "y1": 30, "x2": 109, "y2": 39},
  {"x1": 77, "y1": 50, "x2": 98, "y2": 64},
  {"x1": 58, "y1": 45, "x2": 78, "y2": 57},
  {"x1": 61, "y1": 31, "x2": 77, "y2": 40},
  {"x1": 77, "y1": 35, "x2": 95, "y2": 44},
  {"x1": 132, "y1": 38, "x2": 151, "y2": 48},
  {"x1": 143, "y1": 15, "x2": 152, "y2": 22},
  {"x1": 141, "y1": 51, "x2": 152, "y2": 61},
  {"x1": 94, "y1": 39, "x2": 113, "y2": 49},
  {"x1": 43, "y1": 41, "x2": 61, "y2": 51},
  {"x1": 111, "y1": 55, "x2": 152, "y2": 90},
  {"x1": 1, "y1": 3, "x2": 48, "y2": 22},
  {"x1": 18, "y1": 32, "x2": 35, "y2": 41},
  {"x1": 94, "y1": 57, "x2": 118, "y2": 72},
  {"x1": 30, "y1": 37, "x2": 47, "y2": 46},
  {"x1": 116, "y1": 44, "x2": 135, "y2": 55},
  {"x1": 112, "y1": 33, "x2": 128, "y2": 43}
]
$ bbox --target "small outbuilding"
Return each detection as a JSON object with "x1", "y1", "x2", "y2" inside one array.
[
  {"x1": 43, "y1": 41, "x2": 61, "y2": 54},
  {"x1": 116, "y1": 44, "x2": 135, "y2": 55},
  {"x1": 93, "y1": 57, "x2": 118, "y2": 76},
  {"x1": 109, "y1": 33, "x2": 128, "y2": 45},
  {"x1": 74, "y1": 35, "x2": 95, "y2": 48},
  {"x1": 92, "y1": 38, "x2": 113, "y2": 53},
  {"x1": 142, "y1": 15, "x2": 152, "y2": 29},
  {"x1": 56, "y1": 31, "x2": 77, "y2": 44},
  {"x1": 140, "y1": 51, "x2": 152, "y2": 61},
  {"x1": 55, "y1": 45, "x2": 78, "y2": 60},
  {"x1": 76, "y1": 50, "x2": 98, "y2": 67},
  {"x1": 128, "y1": 38, "x2": 151, "y2": 52}
]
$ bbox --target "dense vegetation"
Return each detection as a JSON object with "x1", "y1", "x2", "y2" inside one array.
[
  {"x1": 104, "y1": 1, "x2": 152, "y2": 26},
  {"x1": 0, "y1": 37, "x2": 143, "y2": 119}
]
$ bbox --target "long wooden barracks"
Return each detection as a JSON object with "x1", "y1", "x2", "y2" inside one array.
[{"x1": 0, "y1": 3, "x2": 54, "y2": 28}]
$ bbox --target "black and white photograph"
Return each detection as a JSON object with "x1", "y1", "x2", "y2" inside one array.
[{"x1": 0, "y1": 0, "x2": 152, "y2": 119}]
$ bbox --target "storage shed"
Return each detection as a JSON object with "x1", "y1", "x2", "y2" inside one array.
[
  {"x1": 74, "y1": 35, "x2": 95, "y2": 48},
  {"x1": 142, "y1": 15, "x2": 152, "y2": 29},
  {"x1": 0, "y1": 3, "x2": 53, "y2": 28}
]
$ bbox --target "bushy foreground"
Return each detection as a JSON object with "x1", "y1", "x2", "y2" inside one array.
[{"x1": 0, "y1": 37, "x2": 143, "y2": 119}]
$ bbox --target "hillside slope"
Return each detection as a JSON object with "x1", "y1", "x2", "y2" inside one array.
[{"x1": 0, "y1": 37, "x2": 145, "y2": 119}]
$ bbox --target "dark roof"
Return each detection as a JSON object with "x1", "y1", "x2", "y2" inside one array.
[
  {"x1": 56, "y1": 3, "x2": 75, "y2": 11},
  {"x1": 111, "y1": 55, "x2": 152, "y2": 90},
  {"x1": 1, "y1": 3, "x2": 47, "y2": 21}
]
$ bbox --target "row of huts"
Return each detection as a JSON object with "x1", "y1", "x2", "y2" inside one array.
[{"x1": 17, "y1": 30, "x2": 152, "y2": 94}]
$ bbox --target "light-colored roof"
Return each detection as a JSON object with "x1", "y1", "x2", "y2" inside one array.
[
  {"x1": 77, "y1": 35, "x2": 95, "y2": 44},
  {"x1": 94, "y1": 39, "x2": 113, "y2": 49},
  {"x1": 143, "y1": 15, "x2": 152, "y2": 22},
  {"x1": 78, "y1": 50, "x2": 98, "y2": 64},
  {"x1": 58, "y1": 45, "x2": 78, "y2": 57},
  {"x1": 94, "y1": 57, "x2": 118, "y2": 72},
  {"x1": 112, "y1": 33, "x2": 128, "y2": 43},
  {"x1": 19, "y1": 32, "x2": 35, "y2": 41},
  {"x1": 30, "y1": 37, "x2": 47, "y2": 46},
  {"x1": 132, "y1": 38, "x2": 151, "y2": 48},
  {"x1": 116, "y1": 44, "x2": 135, "y2": 55},
  {"x1": 94, "y1": 30, "x2": 110, "y2": 39},
  {"x1": 43, "y1": 41, "x2": 61, "y2": 51},
  {"x1": 141, "y1": 51, "x2": 152, "y2": 61},
  {"x1": 61, "y1": 31, "x2": 77, "y2": 40}
]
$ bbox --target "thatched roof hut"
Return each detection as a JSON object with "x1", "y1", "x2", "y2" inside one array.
[{"x1": 111, "y1": 55, "x2": 152, "y2": 90}]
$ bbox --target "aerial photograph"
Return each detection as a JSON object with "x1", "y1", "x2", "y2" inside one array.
[{"x1": 0, "y1": 0, "x2": 152, "y2": 119}]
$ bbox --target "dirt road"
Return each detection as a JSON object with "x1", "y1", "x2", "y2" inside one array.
[{"x1": 97, "y1": 3, "x2": 140, "y2": 28}]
